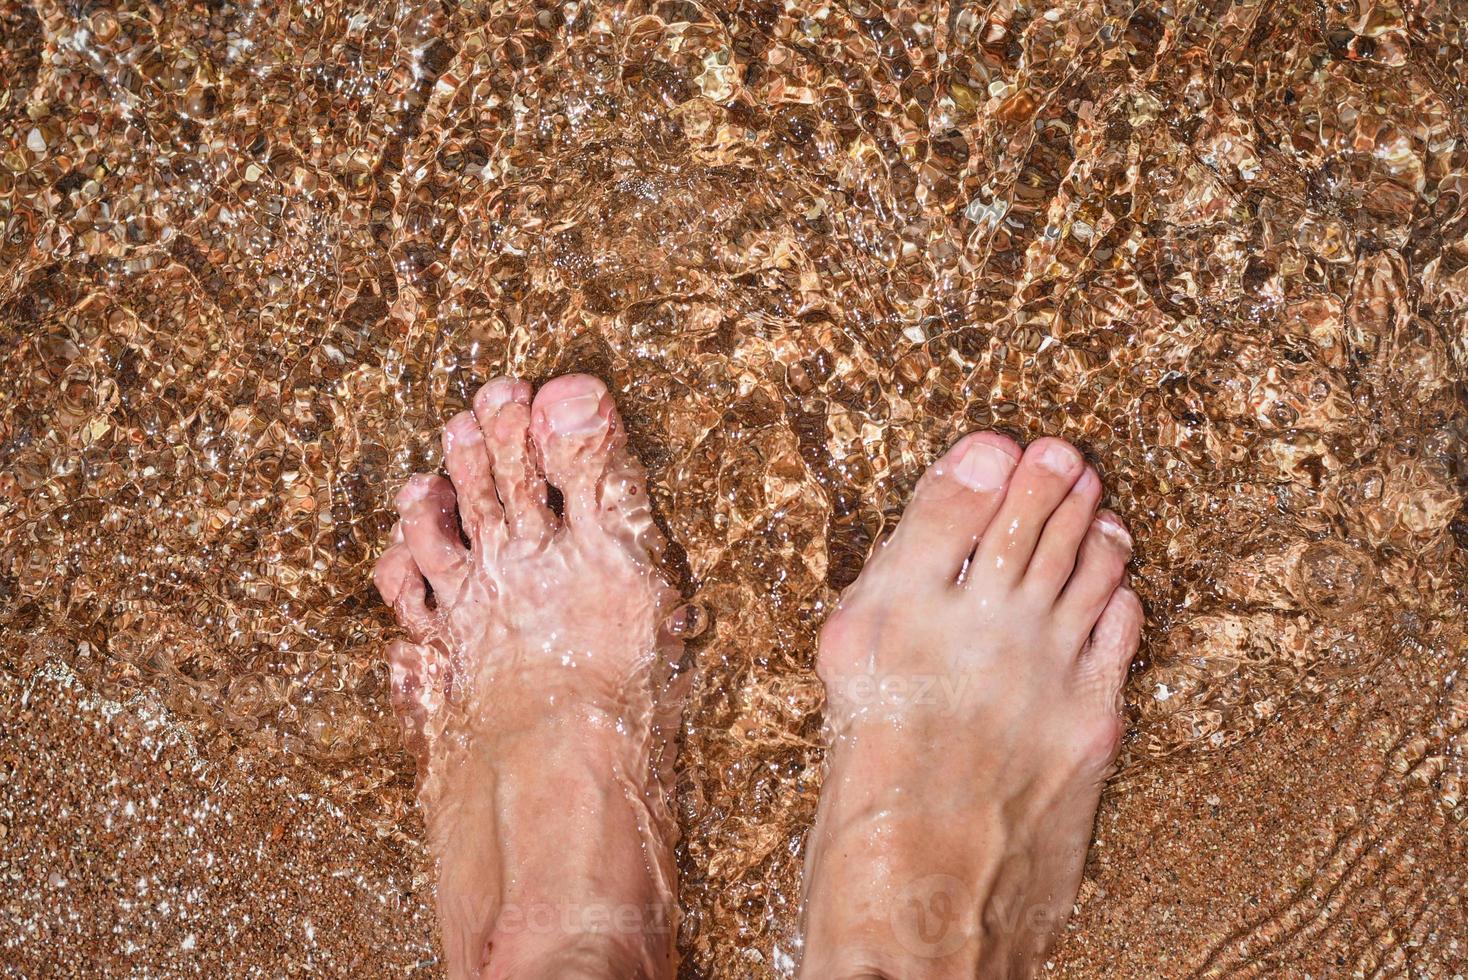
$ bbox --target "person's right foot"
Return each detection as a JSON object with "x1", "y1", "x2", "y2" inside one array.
[{"x1": 799, "y1": 432, "x2": 1143, "y2": 979}]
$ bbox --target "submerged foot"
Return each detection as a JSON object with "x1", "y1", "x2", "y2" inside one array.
[
  {"x1": 373, "y1": 374, "x2": 685, "y2": 980},
  {"x1": 799, "y1": 433, "x2": 1143, "y2": 978}
]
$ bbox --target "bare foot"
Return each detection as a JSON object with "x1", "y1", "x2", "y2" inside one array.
[
  {"x1": 373, "y1": 375, "x2": 686, "y2": 980},
  {"x1": 799, "y1": 433, "x2": 1143, "y2": 978}
]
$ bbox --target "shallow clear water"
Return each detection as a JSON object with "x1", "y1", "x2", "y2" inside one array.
[{"x1": 1, "y1": 0, "x2": 1465, "y2": 975}]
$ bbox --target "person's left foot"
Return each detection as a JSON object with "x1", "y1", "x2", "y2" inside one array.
[{"x1": 374, "y1": 374, "x2": 686, "y2": 980}]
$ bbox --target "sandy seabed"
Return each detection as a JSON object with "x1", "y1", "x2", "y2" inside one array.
[{"x1": 2, "y1": 0, "x2": 1465, "y2": 975}]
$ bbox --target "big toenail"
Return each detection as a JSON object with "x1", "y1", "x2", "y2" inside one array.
[
  {"x1": 546, "y1": 392, "x2": 606, "y2": 435},
  {"x1": 1037, "y1": 441, "x2": 1081, "y2": 473},
  {"x1": 954, "y1": 441, "x2": 1015, "y2": 490}
]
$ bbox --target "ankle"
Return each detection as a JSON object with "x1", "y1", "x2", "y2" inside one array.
[
  {"x1": 800, "y1": 870, "x2": 1065, "y2": 980},
  {"x1": 800, "y1": 826, "x2": 1003, "y2": 980},
  {"x1": 427, "y1": 726, "x2": 678, "y2": 980},
  {"x1": 801, "y1": 947, "x2": 979, "y2": 980},
  {"x1": 482, "y1": 927, "x2": 674, "y2": 980}
]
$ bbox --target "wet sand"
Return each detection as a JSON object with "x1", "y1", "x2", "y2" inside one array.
[{"x1": 2, "y1": 0, "x2": 1465, "y2": 975}]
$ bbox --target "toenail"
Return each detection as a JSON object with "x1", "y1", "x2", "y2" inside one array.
[
  {"x1": 1036, "y1": 440, "x2": 1082, "y2": 474},
  {"x1": 396, "y1": 476, "x2": 434, "y2": 507},
  {"x1": 444, "y1": 416, "x2": 482, "y2": 445},
  {"x1": 1096, "y1": 513, "x2": 1131, "y2": 545},
  {"x1": 1072, "y1": 468, "x2": 1099, "y2": 495},
  {"x1": 545, "y1": 392, "x2": 606, "y2": 435},
  {"x1": 953, "y1": 440, "x2": 1016, "y2": 490},
  {"x1": 475, "y1": 377, "x2": 524, "y2": 415}
]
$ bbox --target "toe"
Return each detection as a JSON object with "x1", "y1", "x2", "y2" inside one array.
[
  {"x1": 972, "y1": 437, "x2": 1086, "y2": 585},
  {"x1": 1076, "y1": 586, "x2": 1144, "y2": 709},
  {"x1": 529, "y1": 373, "x2": 614, "y2": 513},
  {"x1": 372, "y1": 526, "x2": 435, "y2": 640},
  {"x1": 441, "y1": 410, "x2": 503, "y2": 544},
  {"x1": 529, "y1": 373, "x2": 665, "y2": 555},
  {"x1": 881, "y1": 431, "x2": 1021, "y2": 585},
  {"x1": 1056, "y1": 510, "x2": 1133, "y2": 642},
  {"x1": 472, "y1": 374, "x2": 534, "y2": 422},
  {"x1": 1023, "y1": 466, "x2": 1102, "y2": 600},
  {"x1": 473, "y1": 376, "x2": 555, "y2": 545},
  {"x1": 395, "y1": 474, "x2": 470, "y2": 600}
]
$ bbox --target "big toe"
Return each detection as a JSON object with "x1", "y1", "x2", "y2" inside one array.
[
  {"x1": 474, "y1": 376, "x2": 555, "y2": 545},
  {"x1": 529, "y1": 373, "x2": 616, "y2": 485},
  {"x1": 530, "y1": 373, "x2": 663, "y2": 555},
  {"x1": 879, "y1": 431, "x2": 1021, "y2": 585}
]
